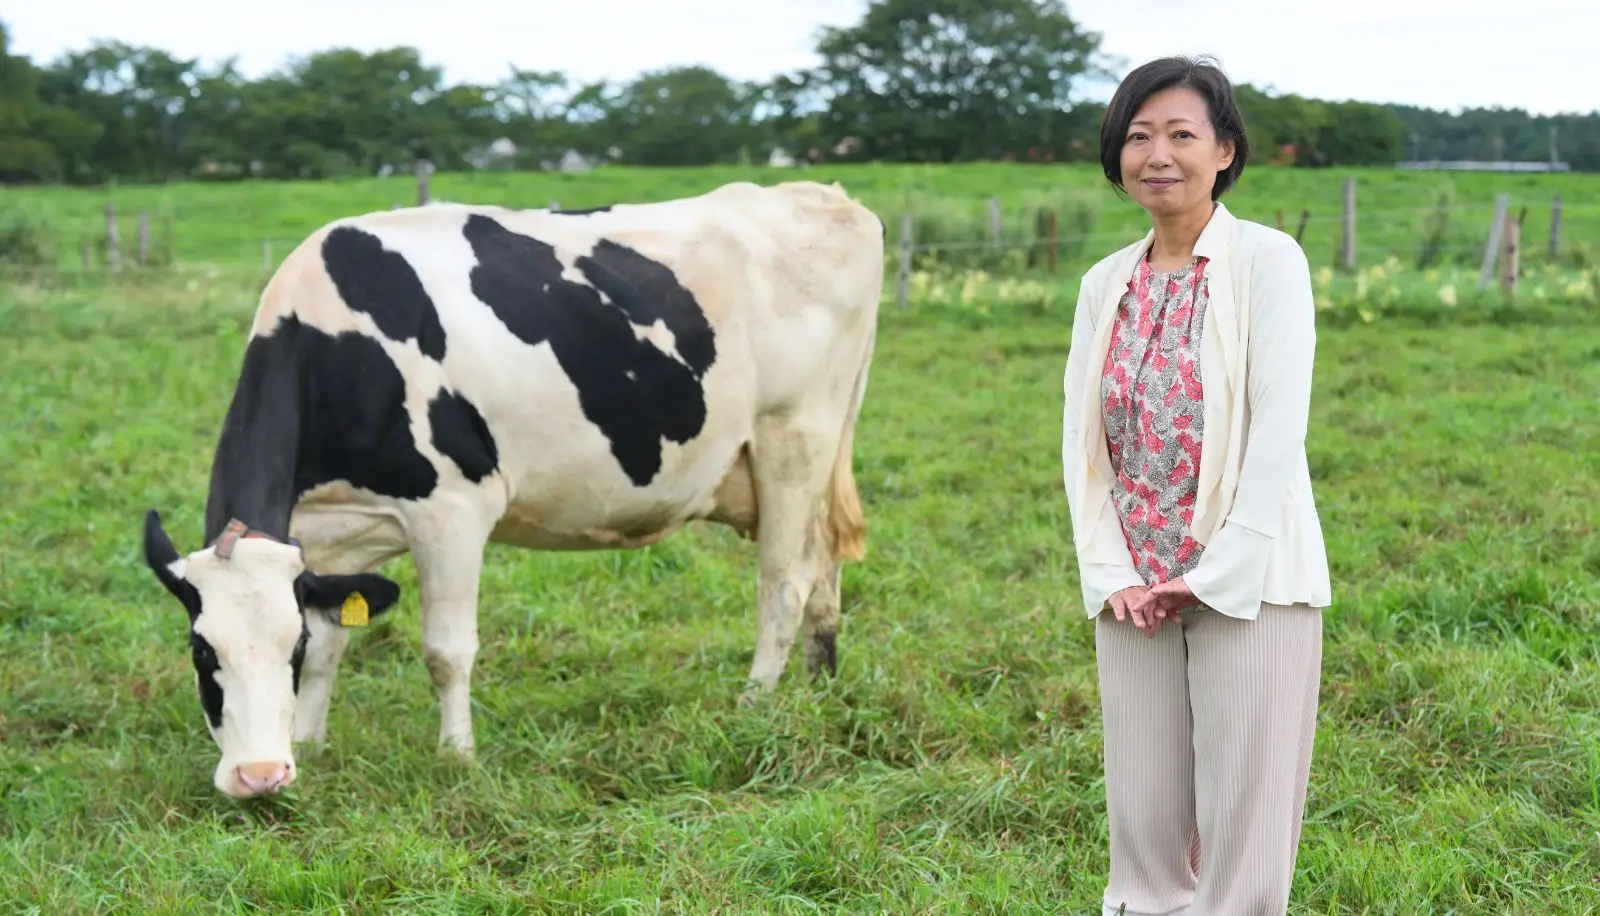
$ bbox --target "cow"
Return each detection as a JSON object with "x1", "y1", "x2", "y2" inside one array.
[{"x1": 140, "y1": 180, "x2": 884, "y2": 799}]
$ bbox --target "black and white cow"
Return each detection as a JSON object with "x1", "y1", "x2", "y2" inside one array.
[{"x1": 142, "y1": 180, "x2": 884, "y2": 798}]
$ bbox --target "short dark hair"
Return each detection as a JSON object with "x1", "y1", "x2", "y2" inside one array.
[{"x1": 1098, "y1": 55, "x2": 1250, "y2": 201}]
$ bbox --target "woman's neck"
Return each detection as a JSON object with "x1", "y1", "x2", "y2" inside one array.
[{"x1": 1147, "y1": 201, "x2": 1217, "y2": 272}]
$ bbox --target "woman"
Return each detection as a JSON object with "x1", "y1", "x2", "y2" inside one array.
[{"x1": 1060, "y1": 55, "x2": 1333, "y2": 916}]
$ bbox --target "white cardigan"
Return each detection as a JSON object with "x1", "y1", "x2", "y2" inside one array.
[{"x1": 1061, "y1": 202, "x2": 1332, "y2": 620}]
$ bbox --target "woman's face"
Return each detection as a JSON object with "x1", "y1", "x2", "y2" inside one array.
[{"x1": 1119, "y1": 85, "x2": 1235, "y2": 218}]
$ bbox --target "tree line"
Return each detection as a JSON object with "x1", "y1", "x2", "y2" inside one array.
[{"x1": 2, "y1": 0, "x2": 1595, "y2": 185}]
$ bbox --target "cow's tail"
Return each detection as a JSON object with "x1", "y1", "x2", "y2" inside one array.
[{"x1": 824, "y1": 323, "x2": 875, "y2": 564}]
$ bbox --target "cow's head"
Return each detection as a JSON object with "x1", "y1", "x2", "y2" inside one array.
[{"x1": 141, "y1": 509, "x2": 400, "y2": 799}]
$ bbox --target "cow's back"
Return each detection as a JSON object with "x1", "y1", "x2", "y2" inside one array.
[{"x1": 253, "y1": 181, "x2": 883, "y2": 549}]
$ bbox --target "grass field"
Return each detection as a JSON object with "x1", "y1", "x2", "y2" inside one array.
[
  {"x1": 2, "y1": 246, "x2": 1598, "y2": 912},
  {"x1": 5, "y1": 162, "x2": 1600, "y2": 278}
]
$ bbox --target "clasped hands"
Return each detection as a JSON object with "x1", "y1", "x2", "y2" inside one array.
[{"x1": 1107, "y1": 577, "x2": 1195, "y2": 638}]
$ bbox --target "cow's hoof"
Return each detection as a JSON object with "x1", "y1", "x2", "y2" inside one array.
[
  {"x1": 437, "y1": 741, "x2": 476, "y2": 763},
  {"x1": 738, "y1": 678, "x2": 779, "y2": 709}
]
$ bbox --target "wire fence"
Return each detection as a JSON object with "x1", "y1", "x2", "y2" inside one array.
[{"x1": 3, "y1": 195, "x2": 1596, "y2": 297}]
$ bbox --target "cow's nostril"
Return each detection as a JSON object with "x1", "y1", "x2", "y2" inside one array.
[{"x1": 236, "y1": 760, "x2": 291, "y2": 794}]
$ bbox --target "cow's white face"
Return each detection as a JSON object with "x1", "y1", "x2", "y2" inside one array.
[{"x1": 141, "y1": 510, "x2": 400, "y2": 799}]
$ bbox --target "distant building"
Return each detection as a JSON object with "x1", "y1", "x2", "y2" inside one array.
[
  {"x1": 1398, "y1": 160, "x2": 1572, "y2": 172},
  {"x1": 559, "y1": 149, "x2": 594, "y2": 172}
]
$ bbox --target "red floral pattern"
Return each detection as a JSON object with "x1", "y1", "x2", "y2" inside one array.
[{"x1": 1099, "y1": 252, "x2": 1209, "y2": 585}]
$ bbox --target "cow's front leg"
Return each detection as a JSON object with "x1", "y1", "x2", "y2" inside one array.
[
  {"x1": 408, "y1": 500, "x2": 495, "y2": 758},
  {"x1": 294, "y1": 610, "x2": 351, "y2": 745},
  {"x1": 292, "y1": 535, "x2": 398, "y2": 748},
  {"x1": 418, "y1": 555, "x2": 484, "y2": 757}
]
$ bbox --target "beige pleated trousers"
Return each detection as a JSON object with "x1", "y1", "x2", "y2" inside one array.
[{"x1": 1094, "y1": 601, "x2": 1323, "y2": 916}]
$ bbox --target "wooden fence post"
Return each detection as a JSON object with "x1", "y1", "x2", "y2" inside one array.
[
  {"x1": 1046, "y1": 209, "x2": 1058, "y2": 272},
  {"x1": 105, "y1": 203, "x2": 120, "y2": 271},
  {"x1": 1500, "y1": 207, "x2": 1523, "y2": 300},
  {"x1": 1294, "y1": 209, "x2": 1309, "y2": 244},
  {"x1": 1479, "y1": 192, "x2": 1509, "y2": 288},
  {"x1": 415, "y1": 160, "x2": 431, "y2": 206},
  {"x1": 1548, "y1": 195, "x2": 1562, "y2": 261},
  {"x1": 988, "y1": 196, "x2": 1001, "y2": 247},
  {"x1": 896, "y1": 212, "x2": 912, "y2": 310},
  {"x1": 137, "y1": 211, "x2": 150, "y2": 267},
  {"x1": 1339, "y1": 177, "x2": 1356, "y2": 270},
  {"x1": 263, "y1": 239, "x2": 273, "y2": 272}
]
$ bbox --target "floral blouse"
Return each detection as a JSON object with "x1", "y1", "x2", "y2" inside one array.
[{"x1": 1099, "y1": 252, "x2": 1209, "y2": 586}]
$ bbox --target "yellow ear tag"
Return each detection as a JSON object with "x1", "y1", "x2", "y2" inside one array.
[{"x1": 340, "y1": 592, "x2": 369, "y2": 627}]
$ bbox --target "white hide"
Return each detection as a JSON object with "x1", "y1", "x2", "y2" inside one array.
[{"x1": 173, "y1": 538, "x2": 308, "y2": 797}]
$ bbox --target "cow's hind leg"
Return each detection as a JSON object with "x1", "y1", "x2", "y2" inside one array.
[
  {"x1": 740, "y1": 420, "x2": 838, "y2": 706},
  {"x1": 406, "y1": 495, "x2": 499, "y2": 758},
  {"x1": 801, "y1": 562, "x2": 842, "y2": 680},
  {"x1": 801, "y1": 339, "x2": 870, "y2": 686},
  {"x1": 745, "y1": 329, "x2": 871, "y2": 700}
]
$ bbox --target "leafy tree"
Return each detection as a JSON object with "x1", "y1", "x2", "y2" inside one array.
[
  {"x1": 1308, "y1": 101, "x2": 1407, "y2": 166},
  {"x1": 0, "y1": 22, "x2": 65, "y2": 179},
  {"x1": 600, "y1": 66, "x2": 762, "y2": 166},
  {"x1": 804, "y1": 0, "x2": 1113, "y2": 162},
  {"x1": 1, "y1": 6, "x2": 1595, "y2": 185}
]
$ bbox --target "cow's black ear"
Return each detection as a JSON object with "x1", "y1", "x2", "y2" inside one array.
[
  {"x1": 298, "y1": 572, "x2": 402, "y2": 627},
  {"x1": 143, "y1": 509, "x2": 201, "y2": 618}
]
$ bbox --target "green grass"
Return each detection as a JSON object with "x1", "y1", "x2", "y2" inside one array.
[
  {"x1": 5, "y1": 162, "x2": 1600, "y2": 276},
  {"x1": 2, "y1": 265, "x2": 1599, "y2": 913}
]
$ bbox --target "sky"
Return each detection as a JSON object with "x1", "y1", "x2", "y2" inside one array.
[{"x1": 4, "y1": 0, "x2": 1595, "y2": 117}]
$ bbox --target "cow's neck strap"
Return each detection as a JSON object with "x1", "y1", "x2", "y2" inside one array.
[{"x1": 214, "y1": 518, "x2": 300, "y2": 561}]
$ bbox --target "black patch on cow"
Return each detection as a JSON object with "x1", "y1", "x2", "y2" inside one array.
[
  {"x1": 552, "y1": 205, "x2": 612, "y2": 215},
  {"x1": 580, "y1": 239, "x2": 717, "y2": 376},
  {"x1": 205, "y1": 315, "x2": 438, "y2": 542},
  {"x1": 286, "y1": 318, "x2": 440, "y2": 502},
  {"x1": 460, "y1": 214, "x2": 717, "y2": 486},
  {"x1": 428, "y1": 389, "x2": 499, "y2": 482},
  {"x1": 811, "y1": 630, "x2": 838, "y2": 679},
  {"x1": 191, "y1": 631, "x2": 224, "y2": 729},
  {"x1": 321, "y1": 225, "x2": 448, "y2": 362},
  {"x1": 144, "y1": 509, "x2": 203, "y2": 615},
  {"x1": 289, "y1": 625, "x2": 309, "y2": 694}
]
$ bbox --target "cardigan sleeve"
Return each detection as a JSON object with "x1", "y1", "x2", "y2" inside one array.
[
  {"x1": 1062, "y1": 276, "x2": 1146, "y2": 614},
  {"x1": 1184, "y1": 238, "x2": 1317, "y2": 616}
]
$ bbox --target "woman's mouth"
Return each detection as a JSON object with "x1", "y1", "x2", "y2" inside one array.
[{"x1": 1143, "y1": 178, "x2": 1178, "y2": 189}]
